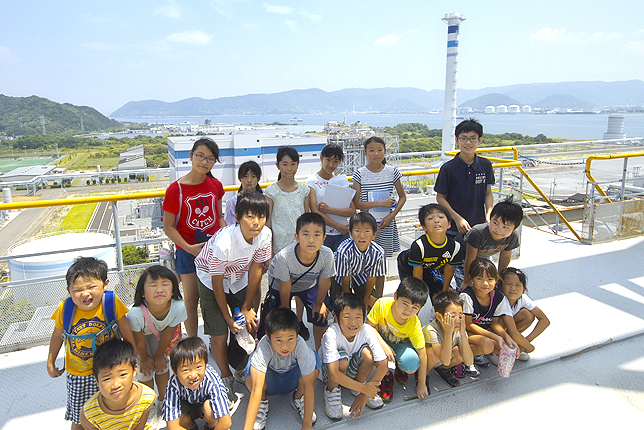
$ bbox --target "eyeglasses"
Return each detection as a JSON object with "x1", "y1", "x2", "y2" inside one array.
[
  {"x1": 192, "y1": 152, "x2": 216, "y2": 163},
  {"x1": 457, "y1": 136, "x2": 480, "y2": 143}
]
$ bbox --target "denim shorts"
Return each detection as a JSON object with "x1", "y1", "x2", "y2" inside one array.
[{"x1": 176, "y1": 248, "x2": 196, "y2": 275}]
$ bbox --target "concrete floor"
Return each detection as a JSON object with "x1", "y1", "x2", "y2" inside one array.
[{"x1": 1, "y1": 227, "x2": 644, "y2": 430}]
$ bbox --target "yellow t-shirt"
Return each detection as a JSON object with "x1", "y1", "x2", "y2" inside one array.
[
  {"x1": 367, "y1": 297, "x2": 425, "y2": 350},
  {"x1": 51, "y1": 294, "x2": 129, "y2": 376},
  {"x1": 81, "y1": 381, "x2": 156, "y2": 430}
]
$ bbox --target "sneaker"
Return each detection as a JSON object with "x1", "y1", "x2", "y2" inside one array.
[
  {"x1": 463, "y1": 364, "x2": 480, "y2": 377},
  {"x1": 222, "y1": 376, "x2": 235, "y2": 402},
  {"x1": 518, "y1": 351, "x2": 530, "y2": 361},
  {"x1": 228, "y1": 393, "x2": 241, "y2": 417},
  {"x1": 378, "y1": 371, "x2": 394, "y2": 403},
  {"x1": 234, "y1": 368, "x2": 246, "y2": 384},
  {"x1": 348, "y1": 389, "x2": 384, "y2": 410},
  {"x1": 434, "y1": 367, "x2": 459, "y2": 387},
  {"x1": 299, "y1": 321, "x2": 310, "y2": 341},
  {"x1": 291, "y1": 392, "x2": 317, "y2": 424},
  {"x1": 394, "y1": 365, "x2": 408, "y2": 385},
  {"x1": 474, "y1": 355, "x2": 490, "y2": 368},
  {"x1": 324, "y1": 387, "x2": 343, "y2": 420},
  {"x1": 487, "y1": 353, "x2": 499, "y2": 366},
  {"x1": 253, "y1": 399, "x2": 269, "y2": 430}
]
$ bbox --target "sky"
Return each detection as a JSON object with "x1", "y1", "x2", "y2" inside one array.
[{"x1": 1, "y1": 0, "x2": 644, "y2": 116}]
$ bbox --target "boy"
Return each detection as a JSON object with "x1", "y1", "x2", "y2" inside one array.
[
  {"x1": 435, "y1": 118, "x2": 494, "y2": 237},
  {"x1": 163, "y1": 337, "x2": 232, "y2": 430},
  {"x1": 333, "y1": 212, "x2": 387, "y2": 309},
  {"x1": 320, "y1": 293, "x2": 388, "y2": 420},
  {"x1": 461, "y1": 196, "x2": 523, "y2": 288},
  {"x1": 367, "y1": 277, "x2": 429, "y2": 402},
  {"x1": 80, "y1": 339, "x2": 156, "y2": 430},
  {"x1": 244, "y1": 307, "x2": 320, "y2": 430},
  {"x1": 47, "y1": 257, "x2": 136, "y2": 430},
  {"x1": 424, "y1": 290, "x2": 475, "y2": 388},
  {"x1": 195, "y1": 190, "x2": 272, "y2": 399},
  {"x1": 398, "y1": 204, "x2": 464, "y2": 297},
  {"x1": 267, "y1": 212, "x2": 336, "y2": 351}
]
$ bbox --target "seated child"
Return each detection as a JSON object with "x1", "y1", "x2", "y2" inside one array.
[
  {"x1": 47, "y1": 257, "x2": 136, "y2": 430},
  {"x1": 80, "y1": 339, "x2": 156, "y2": 430},
  {"x1": 267, "y1": 212, "x2": 335, "y2": 351},
  {"x1": 320, "y1": 293, "x2": 388, "y2": 420},
  {"x1": 243, "y1": 308, "x2": 320, "y2": 430},
  {"x1": 195, "y1": 190, "x2": 272, "y2": 398},
  {"x1": 163, "y1": 337, "x2": 232, "y2": 430},
  {"x1": 424, "y1": 290, "x2": 475, "y2": 388},
  {"x1": 499, "y1": 267, "x2": 550, "y2": 361},
  {"x1": 333, "y1": 212, "x2": 387, "y2": 309},
  {"x1": 460, "y1": 259, "x2": 519, "y2": 368},
  {"x1": 367, "y1": 277, "x2": 429, "y2": 402},
  {"x1": 461, "y1": 196, "x2": 523, "y2": 289},
  {"x1": 398, "y1": 203, "x2": 464, "y2": 296}
]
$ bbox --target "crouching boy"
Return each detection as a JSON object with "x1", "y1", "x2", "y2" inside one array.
[
  {"x1": 80, "y1": 339, "x2": 156, "y2": 430},
  {"x1": 163, "y1": 337, "x2": 231, "y2": 430},
  {"x1": 244, "y1": 308, "x2": 320, "y2": 430},
  {"x1": 320, "y1": 293, "x2": 388, "y2": 420}
]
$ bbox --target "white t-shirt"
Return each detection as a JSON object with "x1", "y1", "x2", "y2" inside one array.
[
  {"x1": 305, "y1": 173, "x2": 352, "y2": 236},
  {"x1": 250, "y1": 335, "x2": 317, "y2": 376},
  {"x1": 509, "y1": 294, "x2": 536, "y2": 316},
  {"x1": 127, "y1": 299, "x2": 187, "y2": 335},
  {"x1": 320, "y1": 323, "x2": 386, "y2": 364},
  {"x1": 195, "y1": 224, "x2": 272, "y2": 294}
]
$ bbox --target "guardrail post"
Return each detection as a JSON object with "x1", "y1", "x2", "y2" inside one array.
[
  {"x1": 498, "y1": 167, "x2": 504, "y2": 195},
  {"x1": 621, "y1": 158, "x2": 628, "y2": 201},
  {"x1": 112, "y1": 201, "x2": 124, "y2": 270}
]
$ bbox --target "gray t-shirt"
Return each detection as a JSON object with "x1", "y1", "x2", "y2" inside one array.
[
  {"x1": 267, "y1": 243, "x2": 336, "y2": 293},
  {"x1": 422, "y1": 318, "x2": 462, "y2": 348},
  {"x1": 463, "y1": 222, "x2": 520, "y2": 258},
  {"x1": 250, "y1": 335, "x2": 317, "y2": 376}
]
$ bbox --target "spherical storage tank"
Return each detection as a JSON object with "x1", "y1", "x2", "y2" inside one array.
[
  {"x1": 508, "y1": 105, "x2": 520, "y2": 114},
  {"x1": 485, "y1": 106, "x2": 495, "y2": 114},
  {"x1": 496, "y1": 105, "x2": 508, "y2": 114},
  {"x1": 9, "y1": 233, "x2": 116, "y2": 307}
]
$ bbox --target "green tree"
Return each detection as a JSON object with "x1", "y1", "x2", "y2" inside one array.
[{"x1": 121, "y1": 245, "x2": 149, "y2": 265}]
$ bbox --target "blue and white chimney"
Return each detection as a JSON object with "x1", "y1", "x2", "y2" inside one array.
[{"x1": 441, "y1": 12, "x2": 466, "y2": 158}]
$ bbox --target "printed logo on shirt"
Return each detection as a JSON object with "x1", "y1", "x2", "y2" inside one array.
[
  {"x1": 474, "y1": 172, "x2": 487, "y2": 185},
  {"x1": 185, "y1": 193, "x2": 216, "y2": 230},
  {"x1": 69, "y1": 317, "x2": 113, "y2": 361},
  {"x1": 442, "y1": 251, "x2": 452, "y2": 259}
]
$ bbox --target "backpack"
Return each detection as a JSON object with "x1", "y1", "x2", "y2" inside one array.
[{"x1": 61, "y1": 290, "x2": 120, "y2": 352}]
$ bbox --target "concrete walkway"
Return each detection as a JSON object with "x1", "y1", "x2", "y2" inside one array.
[{"x1": 1, "y1": 227, "x2": 643, "y2": 429}]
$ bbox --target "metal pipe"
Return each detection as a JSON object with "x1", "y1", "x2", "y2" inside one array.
[{"x1": 112, "y1": 201, "x2": 123, "y2": 271}]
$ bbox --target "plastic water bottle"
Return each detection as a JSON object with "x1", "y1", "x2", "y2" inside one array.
[{"x1": 233, "y1": 308, "x2": 255, "y2": 354}]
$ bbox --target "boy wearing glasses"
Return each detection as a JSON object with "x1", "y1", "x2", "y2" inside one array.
[{"x1": 435, "y1": 118, "x2": 494, "y2": 238}]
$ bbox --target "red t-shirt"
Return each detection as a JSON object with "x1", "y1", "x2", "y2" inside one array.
[{"x1": 162, "y1": 176, "x2": 225, "y2": 248}]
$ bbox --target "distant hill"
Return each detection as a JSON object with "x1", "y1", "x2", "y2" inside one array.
[
  {"x1": 531, "y1": 94, "x2": 597, "y2": 111},
  {"x1": 111, "y1": 80, "x2": 644, "y2": 118},
  {"x1": 0, "y1": 95, "x2": 122, "y2": 136},
  {"x1": 458, "y1": 93, "x2": 522, "y2": 110}
]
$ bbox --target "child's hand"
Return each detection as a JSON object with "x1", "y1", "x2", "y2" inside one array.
[
  {"x1": 312, "y1": 302, "x2": 328, "y2": 323},
  {"x1": 318, "y1": 202, "x2": 330, "y2": 213},
  {"x1": 349, "y1": 393, "x2": 369, "y2": 418},
  {"x1": 140, "y1": 356, "x2": 154, "y2": 376},
  {"x1": 442, "y1": 312, "x2": 456, "y2": 333},
  {"x1": 458, "y1": 314, "x2": 468, "y2": 336},
  {"x1": 242, "y1": 308, "x2": 258, "y2": 332},
  {"x1": 379, "y1": 213, "x2": 395, "y2": 228},
  {"x1": 416, "y1": 381, "x2": 429, "y2": 400},
  {"x1": 361, "y1": 381, "x2": 380, "y2": 399},
  {"x1": 227, "y1": 319, "x2": 243, "y2": 334},
  {"x1": 384, "y1": 344, "x2": 396, "y2": 363},
  {"x1": 336, "y1": 224, "x2": 349, "y2": 235},
  {"x1": 47, "y1": 361, "x2": 64, "y2": 378},
  {"x1": 379, "y1": 197, "x2": 396, "y2": 208},
  {"x1": 186, "y1": 242, "x2": 205, "y2": 257},
  {"x1": 454, "y1": 216, "x2": 471, "y2": 235},
  {"x1": 364, "y1": 295, "x2": 376, "y2": 310},
  {"x1": 154, "y1": 355, "x2": 168, "y2": 373}
]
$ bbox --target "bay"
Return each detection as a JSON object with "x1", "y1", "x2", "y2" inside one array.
[{"x1": 113, "y1": 112, "x2": 644, "y2": 141}]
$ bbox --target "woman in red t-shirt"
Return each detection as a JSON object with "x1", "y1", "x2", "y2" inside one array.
[{"x1": 163, "y1": 138, "x2": 226, "y2": 337}]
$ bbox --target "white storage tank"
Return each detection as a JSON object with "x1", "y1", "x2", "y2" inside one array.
[
  {"x1": 8, "y1": 233, "x2": 116, "y2": 307},
  {"x1": 496, "y1": 105, "x2": 508, "y2": 114},
  {"x1": 508, "y1": 105, "x2": 520, "y2": 114},
  {"x1": 485, "y1": 105, "x2": 495, "y2": 114},
  {"x1": 522, "y1": 105, "x2": 532, "y2": 113}
]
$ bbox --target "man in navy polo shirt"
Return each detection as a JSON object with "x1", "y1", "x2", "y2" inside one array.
[{"x1": 435, "y1": 118, "x2": 495, "y2": 238}]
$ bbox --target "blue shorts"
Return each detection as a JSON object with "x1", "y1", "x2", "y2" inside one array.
[
  {"x1": 176, "y1": 248, "x2": 196, "y2": 275},
  {"x1": 386, "y1": 340, "x2": 420, "y2": 373},
  {"x1": 268, "y1": 287, "x2": 332, "y2": 328},
  {"x1": 245, "y1": 352, "x2": 321, "y2": 396},
  {"x1": 324, "y1": 233, "x2": 349, "y2": 252},
  {"x1": 65, "y1": 373, "x2": 99, "y2": 424}
]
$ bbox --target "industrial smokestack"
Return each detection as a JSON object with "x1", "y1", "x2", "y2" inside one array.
[{"x1": 441, "y1": 13, "x2": 465, "y2": 158}]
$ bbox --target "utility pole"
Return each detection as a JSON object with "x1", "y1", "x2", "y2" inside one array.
[{"x1": 40, "y1": 115, "x2": 46, "y2": 135}]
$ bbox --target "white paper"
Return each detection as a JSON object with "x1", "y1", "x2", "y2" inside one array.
[
  {"x1": 321, "y1": 184, "x2": 355, "y2": 226},
  {"x1": 367, "y1": 190, "x2": 391, "y2": 222}
]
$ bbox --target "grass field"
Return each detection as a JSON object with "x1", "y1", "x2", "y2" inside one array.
[
  {"x1": 0, "y1": 156, "x2": 55, "y2": 173},
  {"x1": 59, "y1": 202, "x2": 98, "y2": 231}
]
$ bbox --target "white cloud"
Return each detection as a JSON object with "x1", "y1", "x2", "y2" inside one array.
[
  {"x1": 623, "y1": 40, "x2": 644, "y2": 54},
  {"x1": 155, "y1": 0, "x2": 182, "y2": 19},
  {"x1": 263, "y1": 3, "x2": 293, "y2": 14},
  {"x1": 374, "y1": 34, "x2": 401, "y2": 46},
  {"x1": 166, "y1": 30, "x2": 213, "y2": 45},
  {"x1": 80, "y1": 42, "x2": 120, "y2": 52},
  {"x1": 530, "y1": 27, "x2": 570, "y2": 42},
  {"x1": 285, "y1": 20, "x2": 300, "y2": 33},
  {"x1": 301, "y1": 11, "x2": 322, "y2": 22}
]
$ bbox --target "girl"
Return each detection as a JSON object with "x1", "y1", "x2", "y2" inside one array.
[
  {"x1": 265, "y1": 146, "x2": 311, "y2": 339},
  {"x1": 460, "y1": 258, "x2": 519, "y2": 369},
  {"x1": 224, "y1": 160, "x2": 263, "y2": 226},
  {"x1": 499, "y1": 267, "x2": 550, "y2": 360},
  {"x1": 162, "y1": 137, "x2": 225, "y2": 337},
  {"x1": 127, "y1": 266, "x2": 187, "y2": 409},
  {"x1": 265, "y1": 146, "x2": 311, "y2": 254},
  {"x1": 306, "y1": 143, "x2": 356, "y2": 252},
  {"x1": 353, "y1": 136, "x2": 406, "y2": 298}
]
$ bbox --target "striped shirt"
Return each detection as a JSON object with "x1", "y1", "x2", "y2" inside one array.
[
  {"x1": 81, "y1": 382, "x2": 155, "y2": 430},
  {"x1": 195, "y1": 223, "x2": 272, "y2": 294},
  {"x1": 162, "y1": 364, "x2": 230, "y2": 423},
  {"x1": 334, "y1": 237, "x2": 387, "y2": 286},
  {"x1": 353, "y1": 164, "x2": 403, "y2": 257}
]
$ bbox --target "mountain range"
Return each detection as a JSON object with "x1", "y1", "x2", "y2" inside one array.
[{"x1": 110, "y1": 80, "x2": 644, "y2": 118}]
